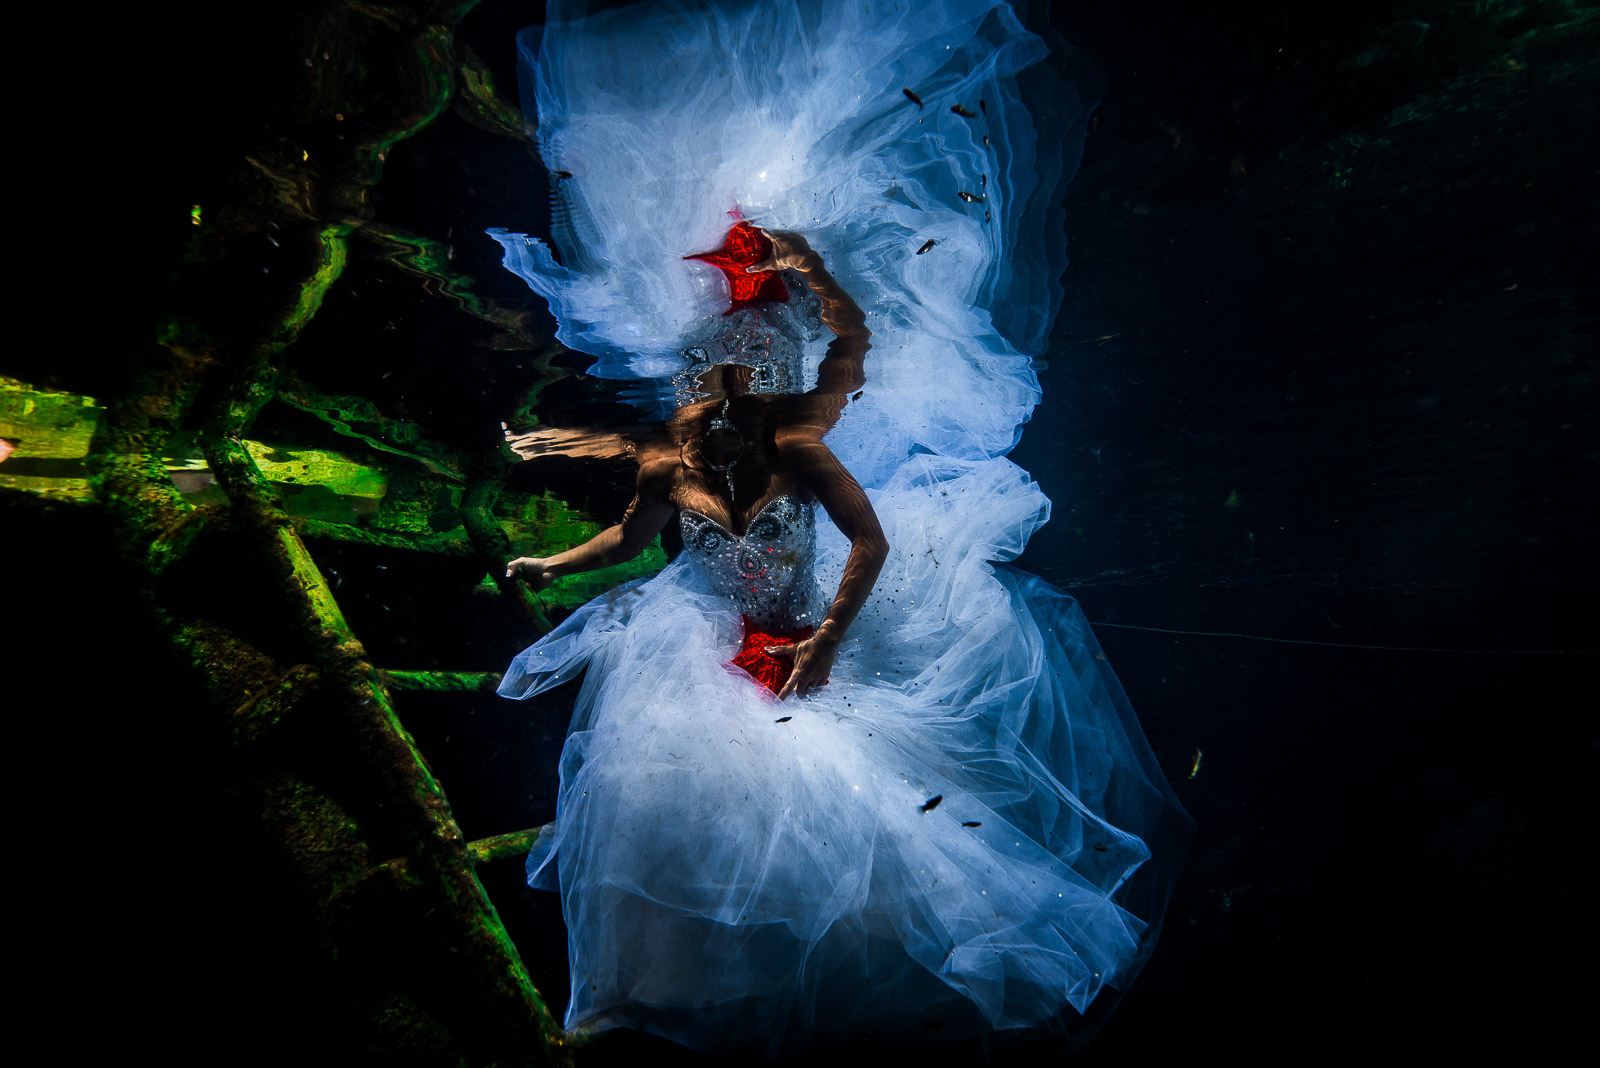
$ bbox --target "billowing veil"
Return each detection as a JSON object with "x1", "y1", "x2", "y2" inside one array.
[{"x1": 492, "y1": 0, "x2": 1190, "y2": 1055}]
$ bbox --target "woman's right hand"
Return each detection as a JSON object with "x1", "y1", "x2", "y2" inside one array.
[
  {"x1": 770, "y1": 629, "x2": 841, "y2": 700},
  {"x1": 507, "y1": 557, "x2": 556, "y2": 590}
]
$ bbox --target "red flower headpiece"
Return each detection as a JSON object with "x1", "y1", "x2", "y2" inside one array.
[{"x1": 684, "y1": 221, "x2": 790, "y2": 315}]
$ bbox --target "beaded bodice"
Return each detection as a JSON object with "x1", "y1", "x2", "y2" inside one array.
[{"x1": 678, "y1": 494, "x2": 822, "y2": 631}]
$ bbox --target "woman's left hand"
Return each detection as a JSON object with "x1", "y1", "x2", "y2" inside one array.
[
  {"x1": 769, "y1": 630, "x2": 840, "y2": 700},
  {"x1": 747, "y1": 229, "x2": 818, "y2": 274}
]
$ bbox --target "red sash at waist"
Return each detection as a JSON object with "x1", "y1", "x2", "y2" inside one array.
[{"x1": 729, "y1": 616, "x2": 814, "y2": 695}]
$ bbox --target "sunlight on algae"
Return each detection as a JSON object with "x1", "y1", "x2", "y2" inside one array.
[
  {"x1": 245, "y1": 439, "x2": 391, "y2": 518},
  {"x1": 155, "y1": 422, "x2": 663, "y2": 612},
  {"x1": 287, "y1": 225, "x2": 351, "y2": 335},
  {"x1": 0, "y1": 378, "x2": 102, "y2": 499}
]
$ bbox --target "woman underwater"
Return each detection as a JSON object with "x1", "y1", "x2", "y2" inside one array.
[
  {"x1": 506, "y1": 228, "x2": 884, "y2": 703},
  {"x1": 493, "y1": 0, "x2": 1190, "y2": 1056}
]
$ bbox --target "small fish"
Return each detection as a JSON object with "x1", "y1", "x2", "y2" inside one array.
[
  {"x1": 961, "y1": 821, "x2": 982, "y2": 828},
  {"x1": 982, "y1": 134, "x2": 990, "y2": 148},
  {"x1": 776, "y1": 716, "x2": 792, "y2": 723},
  {"x1": 916, "y1": 239, "x2": 937, "y2": 254},
  {"x1": 1093, "y1": 842, "x2": 1109, "y2": 853},
  {"x1": 951, "y1": 104, "x2": 977, "y2": 118},
  {"x1": 902, "y1": 88, "x2": 924, "y2": 108},
  {"x1": 551, "y1": 169, "x2": 573, "y2": 179},
  {"x1": 957, "y1": 191, "x2": 985, "y2": 204},
  {"x1": 984, "y1": 210, "x2": 991, "y2": 222},
  {"x1": 851, "y1": 390, "x2": 863, "y2": 401},
  {"x1": 1189, "y1": 748, "x2": 1203, "y2": 779},
  {"x1": 979, "y1": 98, "x2": 987, "y2": 115},
  {"x1": 981, "y1": 173, "x2": 987, "y2": 188},
  {"x1": 920, "y1": 794, "x2": 943, "y2": 813}
]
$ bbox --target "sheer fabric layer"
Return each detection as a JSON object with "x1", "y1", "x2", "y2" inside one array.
[{"x1": 502, "y1": 457, "x2": 1186, "y2": 1052}]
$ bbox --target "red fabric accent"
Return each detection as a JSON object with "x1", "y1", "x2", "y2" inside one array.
[
  {"x1": 729, "y1": 616, "x2": 814, "y2": 695},
  {"x1": 684, "y1": 221, "x2": 790, "y2": 315}
]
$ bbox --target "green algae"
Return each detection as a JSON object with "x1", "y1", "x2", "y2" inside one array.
[
  {"x1": 454, "y1": 43, "x2": 529, "y2": 139},
  {"x1": 247, "y1": 439, "x2": 390, "y2": 502},
  {"x1": 467, "y1": 826, "x2": 545, "y2": 866},
  {"x1": 276, "y1": 385, "x2": 468, "y2": 482},
  {"x1": 382, "y1": 670, "x2": 503, "y2": 693},
  {"x1": 0, "y1": 378, "x2": 103, "y2": 500},
  {"x1": 23, "y1": 3, "x2": 606, "y2": 1061}
]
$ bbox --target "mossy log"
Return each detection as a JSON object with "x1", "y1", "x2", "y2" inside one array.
[{"x1": 72, "y1": 2, "x2": 572, "y2": 1063}]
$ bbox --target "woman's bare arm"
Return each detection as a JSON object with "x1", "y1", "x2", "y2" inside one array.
[
  {"x1": 772, "y1": 433, "x2": 889, "y2": 699},
  {"x1": 749, "y1": 229, "x2": 870, "y2": 396},
  {"x1": 507, "y1": 456, "x2": 676, "y2": 588},
  {"x1": 502, "y1": 421, "x2": 635, "y2": 463}
]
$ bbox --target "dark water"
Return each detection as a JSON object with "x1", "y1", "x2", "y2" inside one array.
[{"x1": 14, "y1": 1, "x2": 1594, "y2": 1063}]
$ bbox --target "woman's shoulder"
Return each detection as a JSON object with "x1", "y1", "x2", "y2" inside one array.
[{"x1": 635, "y1": 446, "x2": 682, "y2": 500}]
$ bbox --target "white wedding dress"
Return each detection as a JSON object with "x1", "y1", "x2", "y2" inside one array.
[{"x1": 493, "y1": 0, "x2": 1189, "y2": 1055}]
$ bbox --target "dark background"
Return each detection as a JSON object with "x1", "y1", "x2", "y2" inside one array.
[
  {"x1": 1014, "y1": 3, "x2": 1595, "y2": 1060},
  {"x1": 19, "y1": 0, "x2": 1594, "y2": 1062}
]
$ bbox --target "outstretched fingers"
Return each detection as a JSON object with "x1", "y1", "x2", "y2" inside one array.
[{"x1": 770, "y1": 640, "x2": 832, "y2": 700}]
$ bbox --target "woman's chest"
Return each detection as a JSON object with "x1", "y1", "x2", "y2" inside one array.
[{"x1": 677, "y1": 494, "x2": 822, "y2": 629}]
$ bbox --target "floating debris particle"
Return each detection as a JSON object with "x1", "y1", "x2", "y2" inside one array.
[
  {"x1": 902, "y1": 88, "x2": 924, "y2": 108},
  {"x1": 1189, "y1": 748, "x2": 1203, "y2": 779},
  {"x1": 1094, "y1": 842, "x2": 1109, "y2": 853},
  {"x1": 551, "y1": 169, "x2": 573, "y2": 179},
  {"x1": 916, "y1": 239, "x2": 937, "y2": 254},
  {"x1": 957, "y1": 191, "x2": 985, "y2": 204},
  {"x1": 951, "y1": 104, "x2": 977, "y2": 118},
  {"x1": 920, "y1": 794, "x2": 943, "y2": 812}
]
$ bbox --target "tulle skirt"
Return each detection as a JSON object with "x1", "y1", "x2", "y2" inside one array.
[{"x1": 501, "y1": 457, "x2": 1190, "y2": 1054}]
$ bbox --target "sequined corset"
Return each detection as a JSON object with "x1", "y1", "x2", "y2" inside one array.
[{"x1": 679, "y1": 495, "x2": 822, "y2": 631}]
